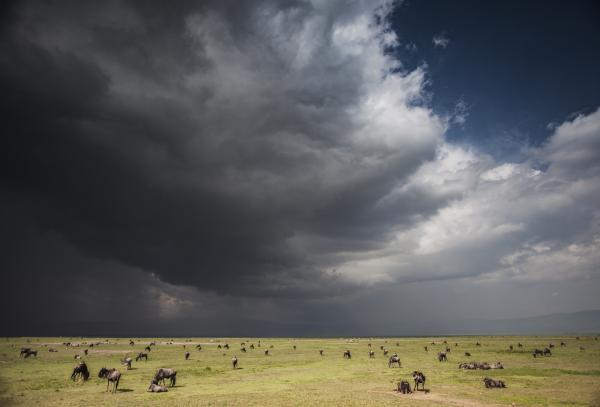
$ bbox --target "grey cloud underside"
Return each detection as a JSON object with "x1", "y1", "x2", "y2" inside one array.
[{"x1": 0, "y1": 0, "x2": 446, "y2": 298}]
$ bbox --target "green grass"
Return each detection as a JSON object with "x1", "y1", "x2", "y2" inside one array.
[{"x1": 1, "y1": 336, "x2": 599, "y2": 406}]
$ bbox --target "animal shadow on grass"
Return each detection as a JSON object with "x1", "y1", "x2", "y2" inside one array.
[{"x1": 117, "y1": 388, "x2": 134, "y2": 393}]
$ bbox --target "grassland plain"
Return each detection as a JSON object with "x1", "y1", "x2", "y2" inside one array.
[{"x1": 1, "y1": 336, "x2": 599, "y2": 406}]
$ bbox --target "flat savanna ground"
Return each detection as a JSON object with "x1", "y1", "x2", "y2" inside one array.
[{"x1": 1, "y1": 336, "x2": 599, "y2": 406}]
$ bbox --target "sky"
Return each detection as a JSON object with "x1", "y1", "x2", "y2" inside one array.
[{"x1": 1, "y1": 0, "x2": 599, "y2": 336}]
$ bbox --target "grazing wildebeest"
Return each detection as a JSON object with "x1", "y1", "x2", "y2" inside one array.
[
  {"x1": 145, "y1": 346, "x2": 152, "y2": 352},
  {"x1": 74, "y1": 354, "x2": 81, "y2": 360},
  {"x1": 19, "y1": 348, "x2": 31, "y2": 357},
  {"x1": 424, "y1": 346, "x2": 428, "y2": 352},
  {"x1": 443, "y1": 340, "x2": 447, "y2": 344},
  {"x1": 532, "y1": 348, "x2": 544, "y2": 358},
  {"x1": 464, "y1": 352, "x2": 471, "y2": 357},
  {"x1": 196, "y1": 345, "x2": 202, "y2": 351},
  {"x1": 264, "y1": 349, "x2": 269, "y2": 356},
  {"x1": 136, "y1": 352, "x2": 148, "y2": 362},
  {"x1": 388, "y1": 354, "x2": 401, "y2": 368},
  {"x1": 483, "y1": 377, "x2": 506, "y2": 388},
  {"x1": 154, "y1": 368, "x2": 177, "y2": 387},
  {"x1": 319, "y1": 349, "x2": 324, "y2": 356},
  {"x1": 217, "y1": 344, "x2": 222, "y2": 349},
  {"x1": 397, "y1": 380, "x2": 412, "y2": 394},
  {"x1": 343, "y1": 350, "x2": 351, "y2": 359},
  {"x1": 148, "y1": 379, "x2": 168, "y2": 392},
  {"x1": 23, "y1": 349, "x2": 37, "y2": 358},
  {"x1": 438, "y1": 352, "x2": 447, "y2": 362},
  {"x1": 98, "y1": 368, "x2": 121, "y2": 393},
  {"x1": 369, "y1": 350, "x2": 375, "y2": 358},
  {"x1": 185, "y1": 352, "x2": 190, "y2": 360},
  {"x1": 543, "y1": 347, "x2": 552, "y2": 356},
  {"x1": 71, "y1": 361, "x2": 90, "y2": 381},
  {"x1": 560, "y1": 341, "x2": 566, "y2": 347},
  {"x1": 412, "y1": 371, "x2": 426, "y2": 391},
  {"x1": 121, "y1": 357, "x2": 132, "y2": 369},
  {"x1": 232, "y1": 356, "x2": 238, "y2": 369},
  {"x1": 241, "y1": 347, "x2": 246, "y2": 353}
]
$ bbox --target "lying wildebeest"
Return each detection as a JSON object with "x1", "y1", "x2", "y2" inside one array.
[
  {"x1": 148, "y1": 379, "x2": 168, "y2": 392},
  {"x1": 185, "y1": 352, "x2": 190, "y2": 360},
  {"x1": 232, "y1": 356, "x2": 238, "y2": 369},
  {"x1": 145, "y1": 346, "x2": 152, "y2": 352},
  {"x1": 369, "y1": 350, "x2": 375, "y2": 358},
  {"x1": 264, "y1": 349, "x2": 269, "y2": 356},
  {"x1": 71, "y1": 361, "x2": 90, "y2": 381},
  {"x1": 49, "y1": 348, "x2": 58, "y2": 352},
  {"x1": 560, "y1": 341, "x2": 566, "y2": 347},
  {"x1": 483, "y1": 377, "x2": 506, "y2": 388},
  {"x1": 343, "y1": 350, "x2": 351, "y2": 359},
  {"x1": 388, "y1": 354, "x2": 401, "y2": 368},
  {"x1": 319, "y1": 349, "x2": 324, "y2": 356},
  {"x1": 241, "y1": 347, "x2": 246, "y2": 353},
  {"x1": 154, "y1": 368, "x2": 177, "y2": 387},
  {"x1": 464, "y1": 352, "x2": 471, "y2": 357},
  {"x1": 121, "y1": 357, "x2": 132, "y2": 369},
  {"x1": 412, "y1": 371, "x2": 426, "y2": 391},
  {"x1": 438, "y1": 352, "x2": 447, "y2": 362},
  {"x1": 397, "y1": 380, "x2": 412, "y2": 394},
  {"x1": 431, "y1": 341, "x2": 436, "y2": 345},
  {"x1": 98, "y1": 368, "x2": 121, "y2": 393},
  {"x1": 136, "y1": 352, "x2": 148, "y2": 362}
]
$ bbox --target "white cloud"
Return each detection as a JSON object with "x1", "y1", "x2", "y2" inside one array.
[{"x1": 432, "y1": 32, "x2": 450, "y2": 48}]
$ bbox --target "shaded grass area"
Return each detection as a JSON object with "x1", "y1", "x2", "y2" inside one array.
[{"x1": 0, "y1": 336, "x2": 599, "y2": 406}]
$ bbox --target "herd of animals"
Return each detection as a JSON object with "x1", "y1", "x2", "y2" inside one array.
[{"x1": 15, "y1": 336, "x2": 598, "y2": 396}]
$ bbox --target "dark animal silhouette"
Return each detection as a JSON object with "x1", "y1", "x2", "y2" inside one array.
[
  {"x1": 129, "y1": 340, "x2": 134, "y2": 346},
  {"x1": 265, "y1": 349, "x2": 269, "y2": 355},
  {"x1": 49, "y1": 348, "x2": 58, "y2": 353},
  {"x1": 22, "y1": 349, "x2": 37, "y2": 358},
  {"x1": 483, "y1": 377, "x2": 506, "y2": 388},
  {"x1": 412, "y1": 371, "x2": 426, "y2": 391},
  {"x1": 438, "y1": 352, "x2": 447, "y2": 362},
  {"x1": 241, "y1": 347, "x2": 246, "y2": 353},
  {"x1": 154, "y1": 368, "x2": 177, "y2": 387},
  {"x1": 293, "y1": 345, "x2": 296, "y2": 350},
  {"x1": 98, "y1": 368, "x2": 121, "y2": 393},
  {"x1": 224, "y1": 344, "x2": 229, "y2": 350},
  {"x1": 148, "y1": 379, "x2": 168, "y2": 392},
  {"x1": 145, "y1": 346, "x2": 152, "y2": 352},
  {"x1": 250, "y1": 344, "x2": 254, "y2": 349},
  {"x1": 383, "y1": 349, "x2": 389, "y2": 356},
  {"x1": 518, "y1": 343, "x2": 523, "y2": 348},
  {"x1": 343, "y1": 350, "x2": 351, "y2": 359},
  {"x1": 476, "y1": 342, "x2": 481, "y2": 347},
  {"x1": 369, "y1": 350, "x2": 375, "y2": 358},
  {"x1": 217, "y1": 345, "x2": 222, "y2": 349},
  {"x1": 560, "y1": 342, "x2": 566, "y2": 347},
  {"x1": 445, "y1": 347, "x2": 451, "y2": 353},
  {"x1": 196, "y1": 344, "x2": 202, "y2": 351},
  {"x1": 543, "y1": 348, "x2": 552, "y2": 356},
  {"x1": 388, "y1": 354, "x2": 401, "y2": 368},
  {"x1": 84, "y1": 349, "x2": 88, "y2": 356},
  {"x1": 185, "y1": 352, "x2": 190, "y2": 360},
  {"x1": 136, "y1": 352, "x2": 148, "y2": 361},
  {"x1": 319, "y1": 349, "x2": 323, "y2": 356},
  {"x1": 509, "y1": 345, "x2": 513, "y2": 351},
  {"x1": 232, "y1": 356, "x2": 238, "y2": 369},
  {"x1": 549, "y1": 343, "x2": 555, "y2": 348},
  {"x1": 424, "y1": 346, "x2": 428, "y2": 352},
  {"x1": 464, "y1": 352, "x2": 471, "y2": 357},
  {"x1": 397, "y1": 380, "x2": 412, "y2": 394},
  {"x1": 580, "y1": 346, "x2": 585, "y2": 351},
  {"x1": 71, "y1": 362, "x2": 90, "y2": 381}
]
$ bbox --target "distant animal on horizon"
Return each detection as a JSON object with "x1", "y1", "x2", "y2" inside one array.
[
  {"x1": 397, "y1": 380, "x2": 412, "y2": 394},
  {"x1": 98, "y1": 368, "x2": 121, "y2": 393},
  {"x1": 412, "y1": 371, "x2": 426, "y2": 391},
  {"x1": 518, "y1": 343, "x2": 523, "y2": 348},
  {"x1": 388, "y1": 354, "x2": 401, "y2": 368},
  {"x1": 148, "y1": 379, "x2": 168, "y2": 392},
  {"x1": 154, "y1": 368, "x2": 177, "y2": 387},
  {"x1": 483, "y1": 377, "x2": 506, "y2": 388},
  {"x1": 71, "y1": 361, "x2": 90, "y2": 381}
]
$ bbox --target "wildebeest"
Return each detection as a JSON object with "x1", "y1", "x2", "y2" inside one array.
[
  {"x1": 293, "y1": 345, "x2": 296, "y2": 350},
  {"x1": 560, "y1": 341, "x2": 566, "y2": 347},
  {"x1": 154, "y1": 368, "x2": 177, "y2": 387},
  {"x1": 424, "y1": 346, "x2": 428, "y2": 352},
  {"x1": 121, "y1": 357, "x2": 132, "y2": 369},
  {"x1": 396, "y1": 342, "x2": 399, "y2": 347},
  {"x1": 380, "y1": 345, "x2": 384, "y2": 350},
  {"x1": 388, "y1": 354, "x2": 401, "y2": 368},
  {"x1": 185, "y1": 352, "x2": 190, "y2": 360},
  {"x1": 438, "y1": 352, "x2": 447, "y2": 362},
  {"x1": 71, "y1": 361, "x2": 90, "y2": 381},
  {"x1": 383, "y1": 349, "x2": 389, "y2": 356},
  {"x1": 397, "y1": 380, "x2": 412, "y2": 394},
  {"x1": 145, "y1": 346, "x2": 152, "y2": 352},
  {"x1": 196, "y1": 344, "x2": 202, "y2": 351},
  {"x1": 241, "y1": 347, "x2": 247, "y2": 353},
  {"x1": 343, "y1": 350, "x2": 351, "y2": 359},
  {"x1": 22, "y1": 349, "x2": 37, "y2": 358},
  {"x1": 98, "y1": 368, "x2": 121, "y2": 393},
  {"x1": 464, "y1": 352, "x2": 471, "y2": 357},
  {"x1": 483, "y1": 377, "x2": 506, "y2": 388},
  {"x1": 369, "y1": 350, "x2": 375, "y2": 358},
  {"x1": 549, "y1": 343, "x2": 555, "y2": 348},
  {"x1": 136, "y1": 352, "x2": 148, "y2": 362},
  {"x1": 445, "y1": 347, "x2": 451, "y2": 353},
  {"x1": 224, "y1": 344, "x2": 229, "y2": 350},
  {"x1": 518, "y1": 343, "x2": 523, "y2": 348},
  {"x1": 148, "y1": 379, "x2": 168, "y2": 392},
  {"x1": 232, "y1": 356, "x2": 238, "y2": 369},
  {"x1": 543, "y1": 347, "x2": 552, "y2": 356},
  {"x1": 129, "y1": 340, "x2": 135, "y2": 346},
  {"x1": 476, "y1": 342, "x2": 481, "y2": 347},
  {"x1": 250, "y1": 344, "x2": 254, "y2": 349},
  {"x1": 319, "y1": 349, "x2": 323, "y2": 356},
  {"x1": 217, "y1": 344, "x2": 222, "y2": 349},
  {"x1": 84, "y1": 349, "x2": 88, "y2": 356},
  {"x1": 580, "y1": 346, "x2": 585, "y2": 351},
  {"x1": 74, "y1": 354, "x2": 81, "y2": 360},
  {"x1": 264, "y1": 349, "x2": 269, "y2": 356},
  {"x1": 412, "y1": 371, "x2": 426, "y2": 391},
  {"x1": 509, "y1": 345, "x2": 513, "y2": 351},
  {"x1": 19, "y1": 348, "x2": 31, "y2": 357},
  {"x1": 491, "y1": 362, "x2": 504, "y2": 369},
  {"x1": 49, "y1": 348, "x2": 58, "y2": 353}
]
